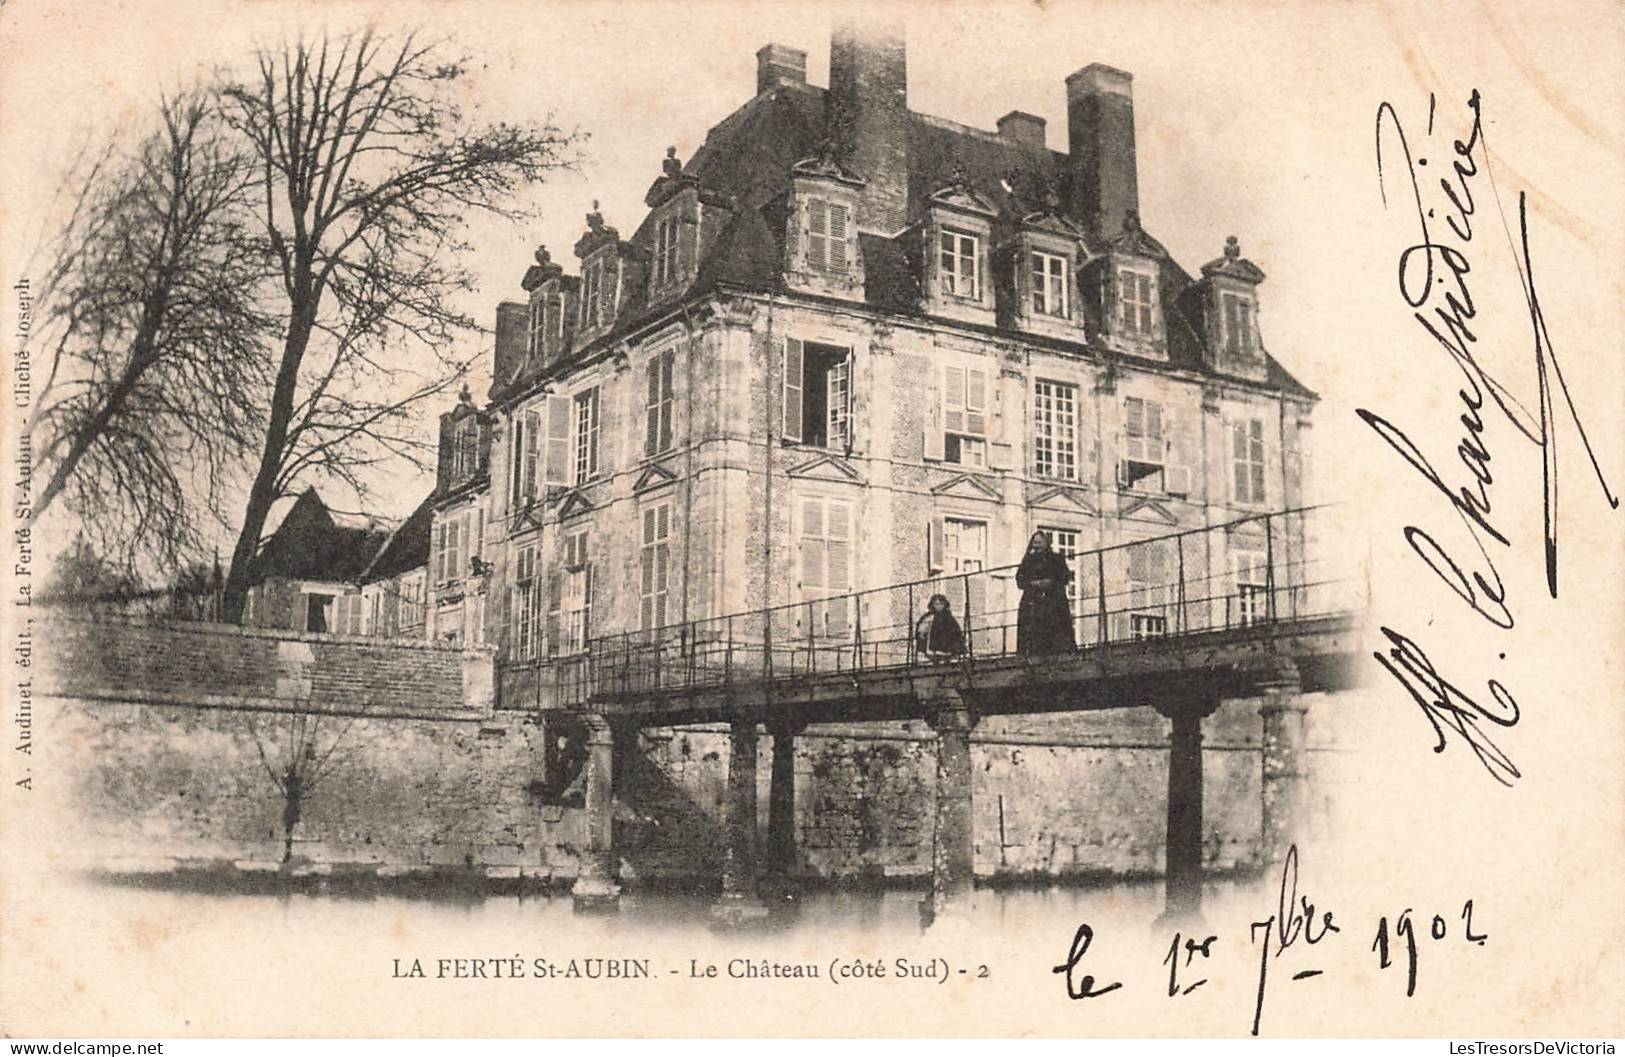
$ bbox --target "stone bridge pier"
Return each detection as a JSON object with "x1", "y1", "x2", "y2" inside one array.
[{"x1": 570, "y1": 711, "x2": 621, "y2": 912}]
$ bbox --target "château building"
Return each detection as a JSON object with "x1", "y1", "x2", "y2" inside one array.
[{"x1": 425, "y1": 23, "x2": 1315, "y2": 684}]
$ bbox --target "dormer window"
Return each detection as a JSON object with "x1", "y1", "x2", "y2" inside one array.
[
  {"x1": 1222, "y1": 290, "x2": 1255, "y2": 358},
  {"x1": 653, "y1": 214, "x2": 681, "y2": 287},
  {"x1": 1031, "y1": 251, "x2": 1069, "y2": 317},
  {"x1": 579, "y1": 256, "x2": 614, "y2": 330},
  {"x1": 806, "y1": 197, "x2": 851, "y2": 275},
  {"x1": 939, "y1": 229, "x2": 980, "y2": 300},
  {"x1": 450, "y1": 417, "x2": 482, "y2": 482},
  {"x1": 527, "y1": 297, "x2": 545, "y2": 359},
  {"x1": 1118, "y1": 265, "x2": 1157, "y2": 337}
]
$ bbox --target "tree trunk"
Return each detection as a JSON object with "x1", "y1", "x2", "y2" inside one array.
[{"x1": 222, "y1": 302, "x2": 314, "y2": 624}]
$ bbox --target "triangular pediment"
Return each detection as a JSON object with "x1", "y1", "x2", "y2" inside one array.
[
  {"x1": 511, "y1": 496, "x2": 544, "y2": 531},
  {"x1": 1119, "y1": 495, "x2": 1179, "y2": 526},
  {"x1": 1021, "y1": 211, "x2": 1085, "y2": 239},
  {"x1": 1028, "y1": 486, "x2": 1099, "y2": 517},
  {"x1": 633, "y1": 461, "x2": 680, "y2": 494},
  {"x1": 555, "y1": 488, "x2": 597, "y2": 521},
  {"x1": 930, "y1": 473, "x2": 1002, "y2": 501},
  {"x1": 787, "y1": 452, "x2": 861, "y2": 482},
  {"x1": 790, "y1": 147, "x2": 867, "y2": 188},
  {"x1": 929, "y1": 183, "x2": 999, "y2": 219}
]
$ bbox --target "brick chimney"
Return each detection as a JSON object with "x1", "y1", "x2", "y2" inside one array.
[
  {"x1": 492, "y1": 300, "x2": 527, "y2": 390},
  {"x1": 996, "y1": 110, "x2": 1047, "y2": 151},
  {"x1": 1066, "y1": 64, "x2": 1138, "y2": 240},
  {"x1": 757, "y1": 44, "x2": 807, "y2": 94},
  {"x1": 828, "y1": 18, "x2": 910, "y2": 233}
]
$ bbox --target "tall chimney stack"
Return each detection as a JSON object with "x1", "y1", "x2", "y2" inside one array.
[
  {"x1": 828, "y1": 18, "x2": 910, "y2": 233},
  {"x1": 1066, "y1": 64, "x2": 1139, "y2": 241}
]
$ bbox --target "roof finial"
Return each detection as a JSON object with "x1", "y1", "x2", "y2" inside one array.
[
  {"x1": 586, "y1": 200, "x2": 604, "y2": 232},
  {"x1": 458, "y1": 381, "x2": 473, "y2": 406},
  {"x1": 534, "y1": 244, "x2": 552, "y2": 267},
  {"x1": 663, "y1": 146, "x2": 682, "y2": 178},
  {"x1": 1224, "y1": 235, "x2": 1240, "y2": 260}
]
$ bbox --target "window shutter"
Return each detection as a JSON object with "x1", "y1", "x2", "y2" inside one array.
[
  {"x1": 544, "y1": 395, "x2": 570, "y2": 485},
  {"x1": 546, "y1": 569, "x2": 562, "y2": 657},
  {"x1": 782, "y1": 338, "x2": 804, "y2": 441},
  {"x1": 827, "y1": 502, "x2": 851, "y2": 592},
  {"x1": 645, "y1": 357, "x2": 662, "y2": 457},
  {"x1": 660, "y1": 348, "x2": 676, "y2": 453},
  {"x1": 582, "y1": 562, "x2": 594, "y2": 641},
  {"x1": 927, "y1": 515, "x2": 946, "y2": 574},
  {"x1": 966, "y1": 368, "x2": 988, "y2": 436},
  {"x1": 943, "y1": 366, "x2": 967, "y2": 434},
  {"x1": 807, "y1": 198, "x2": 828, "y2": 272},
  {"x1": 800, "y1": 497, "x2": 825, "y2": 590},
  {"x1": 522, "y1": 410, "x2": 541, "y2": 497},
  {"x1": 828, "y1": 203, "x2": 849, "y2": 273}
]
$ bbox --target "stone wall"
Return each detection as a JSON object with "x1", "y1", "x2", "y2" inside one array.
[{"x1": 44, "y1": 685, "x2": 1341, "y2": 885}]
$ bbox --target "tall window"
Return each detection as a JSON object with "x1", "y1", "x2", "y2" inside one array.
[
  {"x1": 1127, "y1": 539, "x2": 1170, "y2": 640},
  {"x1": 806, "y1": 198, "x2": 850, "y2": 274},
  {"x1": 1042, "y1": 526, "x2": 1084, "y2": 639},
  {"x1": 653, "y1": 214, "x2": 681, "y2": 287},
  {"x1": 1033, "y1": 380, "x2": 1078, "y2": 480},
  {"x1": 645, "y1": 348, "x2": 676, "y2": 457},
  {"x1": 640, "y1": 504, "x2": 672, "y2": 630},
  {"x1": 560, "y1": 530, "x2": 592, "y2": 655},
  {"x1": 1118, "y1": 267, "x2": 1156, "y2": 336},
  {"x1": 1121, "y1": 396, "x2": 1165, "y2": 491},
  {"x1": 573, "y1": 387, "x2": 600, "y2": 485},
  {"x1": 1222, "y1": 291, "x2": 1255, "y2": 357},
  {"x1": 781, "y1": 339, "x2": 852, "y2": 450},
  {"x1": 434, "y1": 516, "x2": 465, "y2": 584},
  {"x1": 511, "y1": 545, "x2": 536, "y2": 659},
  {"x1": 303, "y1": 592, "x2": 334, "y2": 633},
  {"x1": 939, "y1": 229, "x2": 979, "y2": 299},
  {"x1": 798, "y1": 496, "x2": 853, "y2": 639},
  {"x1": 942, "y1": 364, "x2": 989, "y2": 467},
  {"x1": 1031, "y1": 251, "x2": 1069, "y2": 317},
  {"x1": 510, "y1": 408, "x2": 541, "y2": 506},
  {"x1": 1233, "y1": 418, "x2": 1267, "y2": 505}
]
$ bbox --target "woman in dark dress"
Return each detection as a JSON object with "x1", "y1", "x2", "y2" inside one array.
[
  {"x1": 914, "y1": 593, "x2": 965, "y2": 660},
  {"x1": 1016, "y1": 531, "x2": 1075, "y2": 655}
]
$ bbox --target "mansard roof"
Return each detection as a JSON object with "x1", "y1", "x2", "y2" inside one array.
[{"x1": 491, "y1": 78, "x2": 1313, "y2": 404}]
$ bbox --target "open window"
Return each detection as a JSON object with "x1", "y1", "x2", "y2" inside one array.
[
  {"x1": 781, "y1": 339, "x2": 853, "y2": 450},
  {"x1": 1231, "y1": 546, "x2": 1269, "y2": 627},
  {"x1": 1119, "y1": 396, "x2": 1166, "y2": 491},
  {"x1": 942, "y1": 364, "x2": 989, "y2": 467}
]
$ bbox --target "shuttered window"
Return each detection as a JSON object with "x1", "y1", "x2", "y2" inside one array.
[
  {"x1": 512, "y1": 545, "x2": 536, "y2": 659},
  {"x1": 1223, "y1": 291, "x2": 1255, "y2": 357},
  {"x1": 561, "y1": 530, "x2": 592, "y2": 654},
  {"x1": 1233, "y1": 418, "x2": 1267, "y2": 505},
  {"x1": 806, "y1": 198, "x2": 850, "y2": 274},
  {"x1": 645, "y1": 348, "x2": 676, "y2": 457},
  {"x1": 640, "y1": 504, "x2": 672, "y2": 631}
]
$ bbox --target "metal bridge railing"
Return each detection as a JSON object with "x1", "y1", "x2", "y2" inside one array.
[{"x1": 519, "y1": 504, "x2": 1363, "y2": 708}]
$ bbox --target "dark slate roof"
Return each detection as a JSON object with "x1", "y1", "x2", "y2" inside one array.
[
  {"x1": 360, "y1": 492, "x2": 433, "y2": 583},
  {"x1": 248, "y1": 489, "x2": 389, "y2": 586},
  {"x1": 496, "y1": 78, "x2": 1314, "y2": 403}
]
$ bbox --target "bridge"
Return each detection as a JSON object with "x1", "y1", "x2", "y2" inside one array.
[{"x1": 503, "y1": 504, "x2": 1366, "y2": 923}]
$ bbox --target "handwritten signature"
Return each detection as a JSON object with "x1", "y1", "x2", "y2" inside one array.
[{"x1": 1360, "y1": 89, "x2": 1620, "y2": 786}]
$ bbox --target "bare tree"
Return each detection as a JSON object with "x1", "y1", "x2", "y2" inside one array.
[
  {"x1": 217, "y1": 28, "x2": 580, "y2": 622},
  {"x1": 248, "y1": 710, "x2": 359, "y2": 866},
  {"x1": 25, "y1": 90, "x2": 271, "y2": 572}
]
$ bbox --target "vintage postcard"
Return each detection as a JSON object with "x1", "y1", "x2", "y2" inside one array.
[{"x1": 1, "y1": 0, "x2": 1621, "y2": 1040}]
